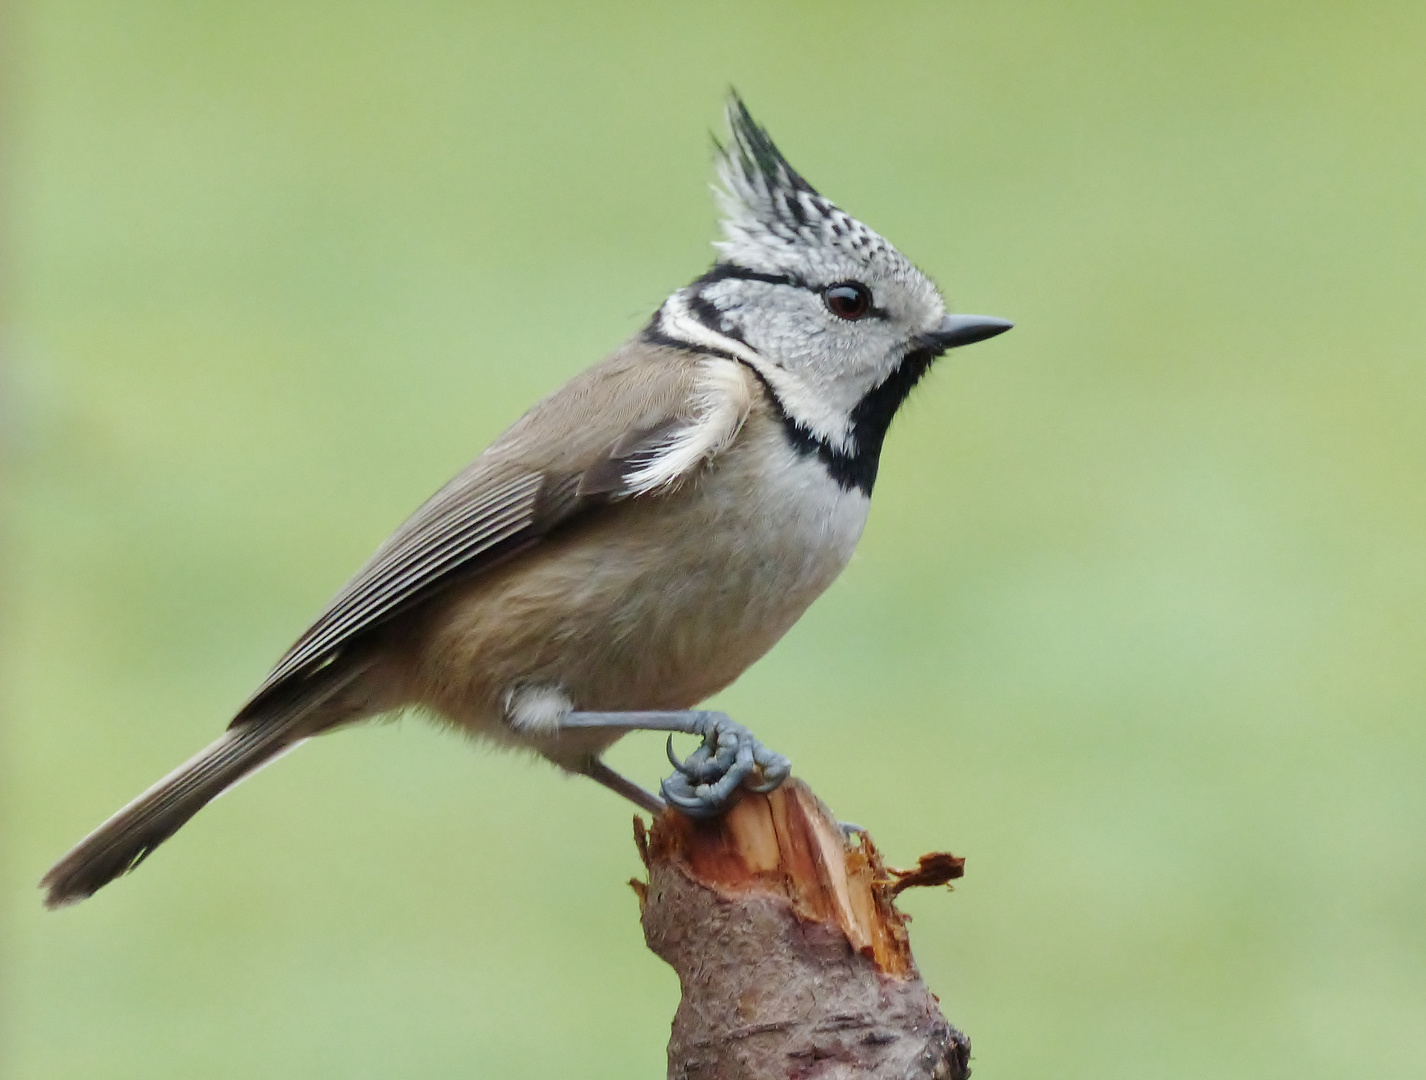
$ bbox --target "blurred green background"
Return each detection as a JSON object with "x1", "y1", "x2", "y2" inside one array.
[{"x1": 4, "y1": 2, "x2": 1425, "y2": 1077}]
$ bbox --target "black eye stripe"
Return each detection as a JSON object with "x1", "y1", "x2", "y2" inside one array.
[
  {"x1": 694, "y1": 264, "x2": 809, "y2": 290},
  {"x1": 692, "y1": 265, "x2": 888, "y2": 322}
]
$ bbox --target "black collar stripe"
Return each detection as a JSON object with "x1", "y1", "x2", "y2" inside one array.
[{"x1": 641, "y1": 319, "x2": 941, "y2": 498}]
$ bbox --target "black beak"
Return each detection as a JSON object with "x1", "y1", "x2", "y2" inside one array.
[{"x1": 922, "y1": 313, "x2": 1014, "y2": 352}]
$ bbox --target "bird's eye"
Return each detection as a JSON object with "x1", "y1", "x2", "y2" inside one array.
[{"x1": 823, "y1": 282, "x2": 873, "y2": 321}]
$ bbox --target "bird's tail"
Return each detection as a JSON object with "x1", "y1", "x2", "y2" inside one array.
[{"x1": 40, "y1": 715, "x2": 308, "y2": 909}]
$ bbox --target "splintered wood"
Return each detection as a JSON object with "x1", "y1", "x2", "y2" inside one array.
[{"x1": 634, "y1": 779, "x2": 970, "y2": 1080}]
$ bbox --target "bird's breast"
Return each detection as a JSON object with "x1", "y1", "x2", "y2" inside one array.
[{"x1": 411, "y1": 414, "x2": 870, "y2": 727}]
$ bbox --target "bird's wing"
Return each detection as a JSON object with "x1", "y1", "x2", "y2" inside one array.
[{"x1": 236, "y1": 345, "x2": 755, "y2": 719}]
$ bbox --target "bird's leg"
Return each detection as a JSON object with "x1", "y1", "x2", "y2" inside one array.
[
  {"x1": 560, "y1": 710, "x2": 792, "y2": 819},
  {"x1": 574, "y1": 757, "x2": 666, "y2": 816}
]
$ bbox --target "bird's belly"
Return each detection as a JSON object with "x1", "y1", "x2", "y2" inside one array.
[{"x1": 411, "y1": 446, "x2": 869, "y2": 731}]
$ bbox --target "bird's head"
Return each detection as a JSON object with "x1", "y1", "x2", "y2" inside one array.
[{"x1": 650, "y1": 94, "x2": 1010, "y2": 482}]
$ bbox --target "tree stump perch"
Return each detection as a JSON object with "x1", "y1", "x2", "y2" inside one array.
[{"x1": 633, "y1": 778, "x2": 970, "y2": 1080}]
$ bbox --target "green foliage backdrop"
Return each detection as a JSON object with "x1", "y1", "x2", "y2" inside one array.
[{"x1": 5, "y1": 2, "x2": 1425, "y2": 1077}]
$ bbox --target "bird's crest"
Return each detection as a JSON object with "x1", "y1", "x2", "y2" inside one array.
[{"x1": 713, "y1": 93, "x2": 891, "y2": 274}]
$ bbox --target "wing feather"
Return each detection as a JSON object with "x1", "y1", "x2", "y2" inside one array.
[
  {"x1": 235, "y1": 345, "x2": 758, "y2": 719},
  {"x1": 240, "y1": 470, "x2": 547, "y2": 713}
]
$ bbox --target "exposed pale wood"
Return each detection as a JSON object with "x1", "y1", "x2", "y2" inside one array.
[{"x1": 634, "y1": 779, "x2": 969, "y2": 1080}]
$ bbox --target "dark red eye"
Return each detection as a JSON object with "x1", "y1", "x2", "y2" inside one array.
[{"x1": 823, "y1": 282, "x2": 872, "y2": 321}]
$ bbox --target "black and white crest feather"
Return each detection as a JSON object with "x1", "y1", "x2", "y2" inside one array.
[
  {"x1": 713, "y1": 94, "x2": 894, "y2": 274},
  {"x1": 718, "y1": 95, "x2": 819, "y2": 199}
]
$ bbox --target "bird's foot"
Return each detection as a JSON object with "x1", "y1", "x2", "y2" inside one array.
[
  {"x1": 659, "y1": 711, "x2": 791, "y2": 819},
  {"x1": 559, "y1": 709, "x2": 792, "y2": 818},
  {"x1": 838, "y1": 821, "x2": 868, "y2": 841}
]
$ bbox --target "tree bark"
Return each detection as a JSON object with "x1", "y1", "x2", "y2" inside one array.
[{"x1": 633, "y1": 778, "x2": 970, "y2": 1080}]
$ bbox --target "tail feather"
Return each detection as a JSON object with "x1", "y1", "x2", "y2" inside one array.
[{"x1": 41, "y1": 719, "x2": 301, "y2": 909}]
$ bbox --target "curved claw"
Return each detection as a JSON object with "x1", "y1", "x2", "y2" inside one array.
[
  {"x1": 665, "y1": 735, "x2": 684, "y2": 772},
  {"x1": 702, "y1": 765, "x2": 748, "y2": 808},
  {"x1": 698, "y1": 743, "x2": 729, "y2": 773},
  {"x1": 666, "y1": 736, "x2": 727, "y2": 784},
  {"x1": 657, "y1": 713, "x2": 792, "y2": 818},
  {"x1": 746, "y1": 772, "x2": 786, "y2": 795},
  {"x1": 660, "y1": 777, "x2": 720, "y2": 818},
  {"x1": 746, "y1": 751, "x2": 792, "y2": 793}
]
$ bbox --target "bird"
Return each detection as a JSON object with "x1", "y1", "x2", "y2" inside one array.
[{"x1": 41, "y1": 94, "x2": 1011, "y2": 909}]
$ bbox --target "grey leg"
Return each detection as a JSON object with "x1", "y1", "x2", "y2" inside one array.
[
  {"x1": 560, "y1": 710, "x2": 792, "y2": 819},
  {"x1": 576, "y1": 757, "x2": 666, "y2": 816}
]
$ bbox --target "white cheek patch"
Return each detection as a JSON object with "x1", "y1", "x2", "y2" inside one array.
[
  {"x1": 659, "y1": 292, "x2": 855, "y2": 453},
  {"x1": 658, "y1": 290, "x2": 767, "y2": 370},
  {"x1": 623, "y1": 357, "x2": 754, "y2": 495}
]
